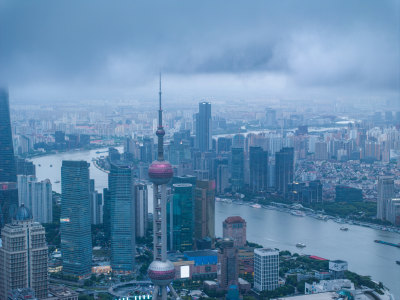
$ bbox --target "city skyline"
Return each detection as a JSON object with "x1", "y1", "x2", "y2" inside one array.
[{"x1": 0, "y1": 1, "x2": 399, "y2": 299}]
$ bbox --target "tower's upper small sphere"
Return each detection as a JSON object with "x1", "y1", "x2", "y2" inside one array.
[
  {"x1": 156, "y1": 128, "x2": 165, "y2": 137},
  {"x1": 148, "y1": 260, "x2": 176, "y2": 286},
  {"x1": 148, "y1": 160, "x2": 173, "y2": 185}
]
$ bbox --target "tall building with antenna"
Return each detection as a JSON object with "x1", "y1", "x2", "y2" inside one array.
[{"x1": 147, "y1": 75, "x2": 179, "y2": 300}]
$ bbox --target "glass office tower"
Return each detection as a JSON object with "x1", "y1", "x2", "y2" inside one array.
[
  {"x1": 169, "y1": 183, "x2": 194, "y2": 251},
  {"x1": 109, "y1": 163, "x2": 135, "y2": 272},
  {"x1": 60, "y1": 161, "x2": 92, "y2": 277}
]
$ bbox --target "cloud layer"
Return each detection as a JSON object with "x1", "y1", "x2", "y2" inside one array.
[{"x1": 0, "y1": 0, "x2": 399, "y2": 103}]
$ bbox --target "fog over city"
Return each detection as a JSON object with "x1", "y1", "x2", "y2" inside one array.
[{"x1": 0, "y1": 0, "x2": 399, "y2": 104}]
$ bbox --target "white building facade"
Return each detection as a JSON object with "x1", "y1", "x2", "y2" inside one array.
[
  {"x1": 254, "y1": 248, "x2": 279, "y2": 292},
  {"x1": 17, "y1": 175, "x2": 52, "y2": 223}
]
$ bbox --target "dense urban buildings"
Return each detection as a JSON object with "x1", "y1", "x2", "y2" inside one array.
[
  {"x1": 60, "y1": 160, "x2": 92, "y2": 277},
  {"x1": 222, "y1": 216, "x2": 247, "y2": 248},
  {"x1": 0, "y1": 205, "x2": 48, "y2": 299},
  {"x1": 254, "y1": 248, "x2": 279, "y2": 292},
  {"x1": 109, "y1": 163, "x2": 135, "y2": 272}
]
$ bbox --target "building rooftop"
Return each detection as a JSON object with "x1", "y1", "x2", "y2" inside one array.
[
  {"x1": 184, "y1": 250, "x2": 217, "y2": 257},
  {"x1": 14, "y1": 204, "x2": 33, "y2": 221},
  {"x1": 224, "y1": 216, "x2": 246, "y2": 224},
  {"x1": 255, "y1": 248, "x2": 279, "y2": 254},
  {"x1": 271, "y1": 292, "x2": 341, "y2": 300}
]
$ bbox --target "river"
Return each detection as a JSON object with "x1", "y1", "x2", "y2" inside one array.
[{"x1": 31, "y1": 148, "x2": 400, "y2": 299}]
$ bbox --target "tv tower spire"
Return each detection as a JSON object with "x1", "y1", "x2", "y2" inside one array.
[{"x1": 148, "y1": 74, "x2": 179, "y2": 300}]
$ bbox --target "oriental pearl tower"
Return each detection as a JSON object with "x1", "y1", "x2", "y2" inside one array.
[{"x1": 147, "y1": 75, "x2": 179, "y2": 300}]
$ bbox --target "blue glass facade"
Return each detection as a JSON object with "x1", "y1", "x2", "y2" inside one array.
[
  {"x1": 109, "y1": 163, "x2": 135, "y2": 272},
  {"x1": 60, "y1": 161, "x2": 92, "y2": 276},
  {"x1": 168, "y1": 183, "x2": 194, "y2": 252},
  {"x1": 0, "y1": 88, "x2": 16, "y2": 183},
  {"x1": 0, "y1": 88, "x2": 18, "y2": 231}
]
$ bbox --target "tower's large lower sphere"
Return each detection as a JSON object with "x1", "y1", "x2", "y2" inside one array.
[
  {"x1": 148, "y1": 160, "x2": 173, "y2": 185},
  {"x1": 148, "y1": 260, "x2": 176, "y2": 286}
]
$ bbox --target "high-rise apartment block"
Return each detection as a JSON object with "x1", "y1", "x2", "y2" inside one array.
[
  {"x1": 254, "y1": 248, "x2": 279, "y2": 292},
  {"x1": 377, "y1": 176, "x2": 394, "y2": 220},
  {"x1": 387, "y1": 198, "x2": 400, "y2": 225},
  {"x1": 0, "y1": 205, "x2": 48, "y2": 299},
  {"x1": 223, "y1": 216, "x2": 246, "y2": 248},
  {"x1": 109, "y1": 163, "x2": 135, "y2": 273},
  {"x1": 17, "y1": 175, "x2": 52, "y2": 224},
  {"x1": 60, "y1": 161, "x2": 92, "y2": 277}
]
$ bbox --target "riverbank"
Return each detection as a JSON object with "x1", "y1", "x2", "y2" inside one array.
[{"x1": 216, "y1": 197, "x2": 400, "y2": 235}]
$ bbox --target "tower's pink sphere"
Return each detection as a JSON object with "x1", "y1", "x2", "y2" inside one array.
[{"x1": 148, "y1": 160, "x2": 173, "y2": 185}]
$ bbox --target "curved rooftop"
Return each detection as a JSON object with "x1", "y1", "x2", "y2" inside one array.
[{"x1": 15, "y1": 204, "x2": 33, "y2": 221}]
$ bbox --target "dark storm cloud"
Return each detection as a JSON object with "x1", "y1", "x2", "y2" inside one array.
[{"x1": 0, "y1": 0, "x2": 399, "y2": 102}]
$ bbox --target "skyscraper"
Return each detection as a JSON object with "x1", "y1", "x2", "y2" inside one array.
[
  {"x1": 231, "y1": 148, "x2": 244, "y2": 192},
  {"x1": 168, "y1": 183, "x2": 194, "y2": 252},
  {"x1": 0, "y1": 88, "x2": 17, "y2": 183},
  {"x1": 275, "y1": 147, "x2": 294, "y2": 195},
  {"x1": 0, "y1": 205, "x2": 48, "y2": 299},
  {"x1": 103, "y1": 187, "x2": 111, "y2": 241},
  {"x1": 195, "y1": 102, "x2": 212, "y2": 152},
  {"x1": 60, "y1": 161, "x2": 92, "y2": 277},
  {"x1": 254, "y1": 248, "x2": 279, "y2": 292},
  {"x1": 194, "y1": 179, "x2": 215, "y2": 243},
  {"x1": 249, "y1": 146, "x2": 268, "y2": 193},
  {"x1": 223, "y1": 216, "x2": 247, "y2": 248},
  {"x1": 218, "y1": 239, "x2": 239, "y2": 290},
  {"x1": 0, "y1": 88, "x2": 18, "y2": 231},
  {"x1": 0, "y1": 183, "x2": 18, "y2": 230},
  {"x1": 315, "y1": 141, "x2": 329, "y2": 160},
  {"x1": 377, "y1": 176, "x2": 395, "y2": 220},
  {"x1": 265, "y1": 108, "x2": 277, "y2": 128},
  {"x1": 109, "y1": 163, "x2": 135, "y2": 272},
  {"x1": 147, "y1": 76, "x2": 179, "y2": 300},
  {"x1": 89, "y1": 179, "x2": 103, "y2": 225},
  {"x1": 135, "y1": 182, "x2": 148, "y2": 238}
]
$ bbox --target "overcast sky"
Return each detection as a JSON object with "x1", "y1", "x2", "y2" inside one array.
[{"x1": 0, "y1": 0, "x2": 399, "y2": 104}]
